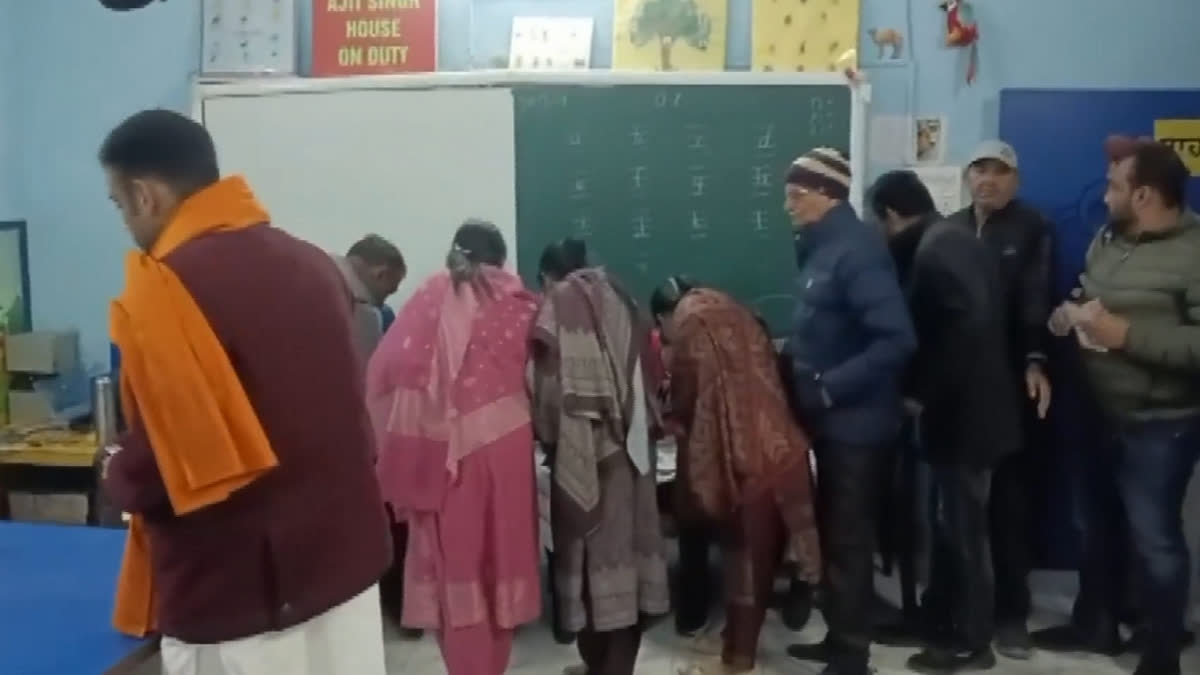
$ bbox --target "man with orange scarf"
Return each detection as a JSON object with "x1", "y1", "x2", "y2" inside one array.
[{"x1": 98, "y1": 109, "x2": 391, "y2": 675}]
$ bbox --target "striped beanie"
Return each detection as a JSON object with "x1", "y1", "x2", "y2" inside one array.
[{"x1": 786, "y1": 147, "x2": 851, "y2": 201}]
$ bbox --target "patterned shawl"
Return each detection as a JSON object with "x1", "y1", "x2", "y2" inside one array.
[
  {"x1": 670, "y1": 288, "x2": 821, "y2": 581},
  {"x1": 368, "y1": 266, "x2": 538, "y2": 515},
  {"x1": 529, "y1": 268, "x2": 656, "y2": 539}
]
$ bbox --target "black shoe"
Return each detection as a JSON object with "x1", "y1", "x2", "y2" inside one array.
[
  {"x1": 817, "y1": 664, "x2": 869, "y2": 675},
  {"x1": 993, "y1": 623, "x2": 1033, "y2": 660},
  {"x1": 1133, "y1": 656, "x2": 1181, "y2": 675},
  {"x1": 1031, "y1": 623, "x2": 1122, "y2": 656},
  {"x1": 786, "y1": 639, "x2": 832, "y2": 664},
  {"x1": 906, "y1": 646, "x2": 997, "y2": 673},
  {"x1": 674, "y1": 616, "x2": 709, "y2": 639},
  {"x1": 1125, "y1": 626, "x2": 1196, "y2": 651},
  {"x1": 781, "y1": 580, "x2": 814, "y2": 631},
  {"x1": 399, "y1": 627, "x2": 424, "y2": 640},
  {"x1": 874, "y1": 619, "x2": 931, "y2": 648}
]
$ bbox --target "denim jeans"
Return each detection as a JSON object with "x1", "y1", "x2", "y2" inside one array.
[{"x1": 1113, "y1": 416, "x2": 1200, "y2": 664}]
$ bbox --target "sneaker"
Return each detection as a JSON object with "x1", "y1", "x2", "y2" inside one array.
[
  {"x1": 786, "y1": 639, "x2": 831, "y2": 663},
  {"x1": 781, "y1": 580, "x2": 814, "y2": 631},
  {"x1": 1030, "y1": 622, "x2": 1121, "y2": 656},
  {"x1": 907, "y1": 646, "x2": 997, "y2": 673},
  {"x1": 683, "y1": 627, "x2": 724, "y2": 656},
  {"x1": 1133, "y1": 656, "x2": 1181, "y2": 675},
  {"x1": 993, "y1": 623, "x2": 1033, "y2": 660},
  {"x1": 562, "y1": 666, "x2": 587, "y2": 675}
]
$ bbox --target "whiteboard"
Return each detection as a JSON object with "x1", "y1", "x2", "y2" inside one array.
[{"x1": 199, "y1": 88, "x2": 517, "y2": 309}]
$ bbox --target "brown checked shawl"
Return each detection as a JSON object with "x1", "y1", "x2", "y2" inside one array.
[{"x1": 529, "y1": 268, "x2": 668, "y2": 632}]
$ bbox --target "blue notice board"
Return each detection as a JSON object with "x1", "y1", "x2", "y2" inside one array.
[{"x1": 999, "y1": 88, "x2": 1200, "y2": 567}]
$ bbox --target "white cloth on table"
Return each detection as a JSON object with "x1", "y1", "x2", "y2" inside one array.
[{"x1": 160, "y1": 584, "x2": 386, "y2": 675}]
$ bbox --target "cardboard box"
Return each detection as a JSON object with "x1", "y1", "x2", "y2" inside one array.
[
  {"x1": 7, "y1": 389, "x2": 57, "y2": 426},
  {"x1": 5, "y1": 331, "x2": 78, "y2": 374}
]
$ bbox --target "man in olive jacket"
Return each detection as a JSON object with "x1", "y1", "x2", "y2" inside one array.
[{"x1": 1049, "y1": 142, "x2": 1200, "y2": 675}]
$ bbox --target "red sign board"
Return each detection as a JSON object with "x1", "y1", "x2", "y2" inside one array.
[{"x1": 312, "y1": 0, "x2": 437, "y2": 76}]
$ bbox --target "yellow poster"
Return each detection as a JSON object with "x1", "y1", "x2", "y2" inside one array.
[
  {"x1": 752, "y1": 0, "x2": 859, "y2": 73},
  {"x1": 613, "y1": 0, "x2": 728, "y2": 71},
  {"x1": 1154, "y1": 119, "x2": 1200, "y2": 176}
]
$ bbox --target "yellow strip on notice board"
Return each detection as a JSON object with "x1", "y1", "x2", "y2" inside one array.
[{"x1": 1154, "y1": 119, "x2": 1200, "y2": 175}]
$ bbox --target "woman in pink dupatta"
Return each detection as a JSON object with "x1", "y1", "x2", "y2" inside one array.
[{"x1": 367, "y1": 220, "x2": 541, "y2": 675}]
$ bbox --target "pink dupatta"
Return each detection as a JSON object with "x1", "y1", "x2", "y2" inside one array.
[{"x1": 367, "y1": 266, "x2": 538, "y2": 514}]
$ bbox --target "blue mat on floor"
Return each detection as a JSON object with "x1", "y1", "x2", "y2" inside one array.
[{"x1": 0, "y1": 522, "x2": 145, "y2": 674}]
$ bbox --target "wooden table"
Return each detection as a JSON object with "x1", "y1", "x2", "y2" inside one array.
[
  {"x1": 0, "y1": 522, "x2": 156, "y2": 674},
  {"x1": 0, "y1": 434, "x2": 106, "y2": 523}
]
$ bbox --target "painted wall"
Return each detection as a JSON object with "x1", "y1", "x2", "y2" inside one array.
[
  {"x1": 0, "y1": 1, "x2": 21, "y2": 221},
  {"x1": 4, "y1": 0, "x2": 1200, "y2": 364}
]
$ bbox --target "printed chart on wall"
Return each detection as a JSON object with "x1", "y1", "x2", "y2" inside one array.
[
  {"x1": 513, "y1": 83, "x2": 851, "y2": 335},
  {"x1": 752, "y1": 0, "x2": 859, "y2": 72},
  {"x1": 202, "y1": 0, "x2": 297, "y2": 75},
  {"x1": 612, "y1": 0, "x2": 728, "y2": 71},
  {"x1": 312, "y1": 0, "x2": 437, "y2": 75}
]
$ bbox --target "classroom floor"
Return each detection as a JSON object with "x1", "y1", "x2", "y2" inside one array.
[{"x1": 383, "y1": 572, "x2": 1200, "y2": 674}]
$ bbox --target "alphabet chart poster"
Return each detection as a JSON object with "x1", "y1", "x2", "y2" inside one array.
[
  {"x1": 202, "y1": 0, "x2": 298, "y2": 75},
  {"x1": 508, "y1": 17, "x2": 594, "y2": 71}
]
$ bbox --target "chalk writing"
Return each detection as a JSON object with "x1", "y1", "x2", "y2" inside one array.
[
  {"x1": 654, "y1": 91, "x2": 683, "y2": 108},
  {"x1": 573, "y1": 215, "x2": 592, "y2": 236},
  {"x1": 630, "y1": 126, "x2": 647, "y2": 146},
  {"x1": 691, "y1": 174, "x2": 707, "y2": 197},
  {"x1": 570, "y1": 175, "x2": 588, "y2": 200},
  {"x1": 631, "y1": 166, "x2": 648, "y2": 190},
  {"x1": 568, "y1": 131, "x2": 583, "y2": 146},
  {"x1": 632, "y1": 212, "x2": 651, "y2": 239},
  {"x1": 752, "y1": 209, "x2": 768, "y2": 232},
  {"x1": 757, "y1": 124, "x2": 776, "y2": 150}
]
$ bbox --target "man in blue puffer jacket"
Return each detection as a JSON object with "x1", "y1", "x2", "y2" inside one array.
[{"x1": 782, "y1": 148, "x2": 916, "y2": 675}]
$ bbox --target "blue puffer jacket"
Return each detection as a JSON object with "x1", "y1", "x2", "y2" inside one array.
[{"x1": 784, "y1": 202, "x2": 916, "y2": 446}]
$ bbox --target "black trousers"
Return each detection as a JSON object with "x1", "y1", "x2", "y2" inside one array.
[
  {"x1": 815, "y1": 439, "x2": 892, "y2": 670},
  {"x1": 577, "y1": 626, "x2": 642, "y2": 675},
  {"x1": 675, "y1": 519, "x2": 716, "y2": 632},
  {"x1": 929, "y1": 463, "x2": 995, "y2": 650},
  {"x1": 990, "y1": 444, "x2": 1033, "y2": 627}
]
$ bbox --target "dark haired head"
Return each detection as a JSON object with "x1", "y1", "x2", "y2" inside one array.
[
  {"x1": 649, "y1": 275, "x2": 699, "y2": 319},
  {"x1": 868, "y1": 170, "x2": 937, "y2": 223},
  {"x1": 537, "y1": 237, "x2": 589, "y2": 285},
  {"x1": 1128, "y1": 142, "x2": 1188, "y2": 210},
  {"x1": 347, "y1": 234, "x2": 406, "y2": 304},
  {"x1": 99, "y1": 109, "x2": 221, "y2": 250},
  {"x1": 446, "y1": 219, "x2": 507, "y2": 290}
]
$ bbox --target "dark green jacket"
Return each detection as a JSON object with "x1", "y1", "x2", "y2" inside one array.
[{"x1": 1078, "y1": 210, "x2": 1200, "y2": 420}]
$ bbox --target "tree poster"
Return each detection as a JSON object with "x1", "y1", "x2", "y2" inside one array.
[
  {"x1": 613, "y1": 0, "x2": 728, "y2": 71},
  {"x1": 752, "y1": 0, "x2": 859, "y2": 72}
]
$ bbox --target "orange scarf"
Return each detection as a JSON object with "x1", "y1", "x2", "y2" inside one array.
[{"x1": 110, "y1": 176, "x2": 279, "y2": 637}]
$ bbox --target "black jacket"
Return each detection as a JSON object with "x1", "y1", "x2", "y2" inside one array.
[
  {"x1": 946, "y1": 200, "x2": 1053, "y2": 372},
  {"x1": 890, "y1": 216, "x2": 1021, "y2": 466}
]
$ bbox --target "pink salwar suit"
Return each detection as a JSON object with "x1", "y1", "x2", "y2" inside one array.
[{"x1": 367, "y1": 266, "x2": 542, "y2": 675}]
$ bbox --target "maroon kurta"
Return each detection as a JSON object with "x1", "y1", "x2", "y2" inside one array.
[{"x1": 104, "y1": 224, "x2": 392, "y2": 643}]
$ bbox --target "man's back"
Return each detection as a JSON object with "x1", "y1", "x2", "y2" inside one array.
[{"x1": 146, "y1": 224, "x2": 390, "y2": 642}]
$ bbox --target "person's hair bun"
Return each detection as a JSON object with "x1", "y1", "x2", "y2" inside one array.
[{"x1": 562, "y1": 238, "x2": 587, "y2": 267}]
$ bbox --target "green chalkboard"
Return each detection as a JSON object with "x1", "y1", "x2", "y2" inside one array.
[{"x1": 513, "y1": 83, "x2": 852, "y2": 335}]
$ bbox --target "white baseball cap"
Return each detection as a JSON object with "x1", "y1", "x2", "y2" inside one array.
[{"x1": 968, "y1": 139, "x2": 1019, "y2": 170}]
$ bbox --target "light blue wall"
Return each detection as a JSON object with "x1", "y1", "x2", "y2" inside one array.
[
  {"x1": 0, "y1": 0, "x2": 21, "y2": 221},
  {"x1": 4, "y1": 0, "x2": 1199, "y2": 364}
]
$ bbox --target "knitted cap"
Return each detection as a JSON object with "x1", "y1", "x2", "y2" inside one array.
[{"x1": 786, "y1": 147, "x2": 851, "y2": 201}]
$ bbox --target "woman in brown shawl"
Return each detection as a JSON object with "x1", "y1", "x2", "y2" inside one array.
[
  {"x1": 651, "y1": 276, "x2": 821, "y2": 675},
  {"x1": 529, "y1": 238, "x2": 670, "y2": 675}
]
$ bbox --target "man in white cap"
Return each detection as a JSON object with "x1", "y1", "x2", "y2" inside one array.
[{"x1": 942, "y1": 139, "x2": 1054, "y2": 661}]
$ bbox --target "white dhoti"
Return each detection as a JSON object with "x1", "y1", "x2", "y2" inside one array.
[{"x1": 160, "y1": 584, "x2": 387, "y2": 675}]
